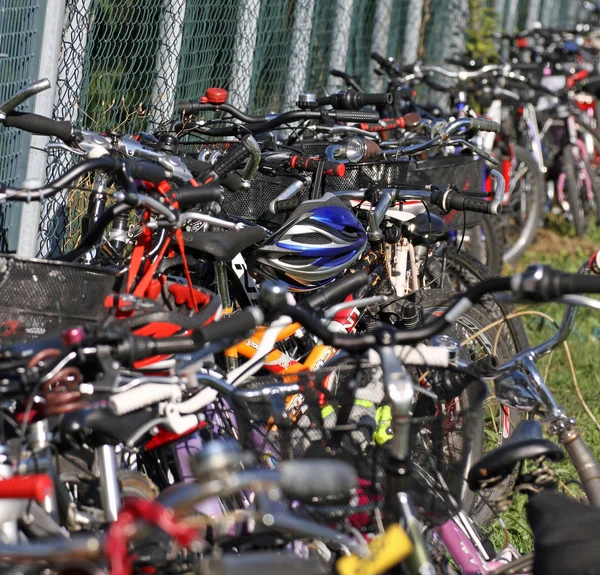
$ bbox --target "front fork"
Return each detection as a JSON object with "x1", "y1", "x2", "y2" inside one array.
[{"x1": 378, "y1": 346, "x2": 436, "y2": 574}]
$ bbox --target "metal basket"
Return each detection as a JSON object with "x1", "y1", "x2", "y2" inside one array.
[
  {"x1": 323, "y1": 160, "x2": 411, "y2": 192},
  {"x1": 0, "y1": 255, "x2": 116, "y2": 344},
  {"x1": 407, "y1": 154, "x2": 487, "y2": 230},
  {"x1": 232, "y1": 363, "x2": 486, "y2": 528}
]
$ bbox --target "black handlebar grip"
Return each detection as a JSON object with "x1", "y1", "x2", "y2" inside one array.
[
  {"x1": 3, "y1": 111, "x2": 73, "y2": 142},
  {"x1": 514, "y1": 265, "x2": 600, "y2": 302},
  {"x1": 279, "y1": 460, "x2": 358, "y2": 501},
  {"x1": 172, "y1": 184, "x2": 224, "y2": 208},
  {"x1": 194, "y1": 307, "x2": 263, "y2": 345},
  {"x1": 117, "y1": 336, "x2": 197, "y2": 364},
  {"x1": 302, "y1": 271, "x2": 369, "y2": 310},
  {"x1": 332, "y1": 110, "x2": 380, "y2": 123},
  {"x1": 468, "y1": 118, "x2": 501, "y2": 133},
  {"x1": 272, "y1": 198, "x2": 302, "y2": 214},
  {"x1": 177, "y1": 101, "x2": 202, "y2": 114},
  {"x1": 124, "y1": 158, "x2": 170, "y2": 183},
  {"x1": 289, "y1": 155, "x2": 346, "y2": 177},
  {"x1": 211, "y1": 144, "x2": 251, "y2": 179},
  {"x1": 319, "y1": 91, "x2": 393, "y2": 110},
  {"x1": 433, "y1": 189, "x2": 500, "y2": 215}
]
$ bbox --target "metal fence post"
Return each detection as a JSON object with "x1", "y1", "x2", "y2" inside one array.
[
  {"x1": 283, "y1": 0, "x2": 316, "y2": 111},
  {"x1": 149, "y1": 0, "x2": 187, "y2": 127},
  {"x1": 53, "y1": 0, "x2": 92, "y2": 126},
  {"x1": 228, "y1": 0, "x2": 262, "y2": 112},
  {"x1": 402, "y1": 0, "x2": 424, "y2": 65},
  {"x1": 17, "y1": 0, "x2": 66, "y2": 258},
  {"x1": 526, "y1": 0, "x2": 541, "y2": 27},
  {"x1": 369, "y1": 0, "x2": 393, "y2": 92},
  {"x1": 326, "y1": 0, "x2": 354, "y2": 94},
  {"x1": 504, "y1": 0, "x2": 519, "y2": 32}
]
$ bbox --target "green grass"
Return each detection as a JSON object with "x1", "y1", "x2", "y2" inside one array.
[{"x1": 486, "y1": 218, "x2": 600, "y2": 552}]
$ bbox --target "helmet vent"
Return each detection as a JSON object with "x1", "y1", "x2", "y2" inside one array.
[
  {"x1": 279, "y1": 255, "x2": 319, "y2": 265},
  {"x1": 294, "y1": 232, "x2": 329, "y2": 244}
]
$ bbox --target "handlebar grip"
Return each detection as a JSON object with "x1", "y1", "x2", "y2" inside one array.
[
  {"x1": 371, "y1": 51, "x2": 391, "y2": 68},
  {"x1": 0, "y1": 475, "x2": 54, "y2": 503},
  {"x1": 124, "y1": 158, "x2": 171, "y2": 183},
  {"x1": 332, "y1": 110, "x2": 380, "y2": 123},
  {"x1": 272, "y1": 198, "x2": 302, "y2": 214},
  {"x1": 172, "y1": 184, "x2": 224, "y2": 208},
  {"x1": 289, "y1": 156, "x2": 346, "y2": 177},
  {"x1": 109, "y1": 384, "x2": 182, "y2": 415},
  {"x1": 513, "y1": 265, "x2": 600, "y2": 301},
  {"x1": 211, "y1": 144, "x2": 251, "y2": 179},
  {"x1": 432, "y1": 189, "x2": 501, "y2": 215},
  {"x1": 319, "y1": 91, "x2": 392, "y2": 110},
  {"x1": 3, "y1": 111, "x2": 73, "y2": 141},
  {"x1": 194, "y1": 307, "x2": 263, "y2": 345},
  {"x1": 177, "y1": 101, "x2": 202, "y2": 114},
  {"x1": 279, "y1": 460, "x2": 358, "y2": 501},
  {"x1": 302, "y1": 271, "x2": 369, "y2": 310},
  {"x1": 468, "y1": 117, "x2": 501, "y2": 133},
  {"x1": 360, "y1": 117, "x2": 405, "y2": 132}
]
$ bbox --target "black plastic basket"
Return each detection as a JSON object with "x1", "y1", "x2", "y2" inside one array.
[
  {"x1": 407, "y1": 154, "x2": 487, "y2": 230},
  {"x1": 0, "y1": 255, "x2": 116, "y2": 344},
  {"x1": 232, "y1": 363, "x2": 486, "y2": 527},
  {"x1": 323, "y1": 160, "x2": 411, "y2": 192}
]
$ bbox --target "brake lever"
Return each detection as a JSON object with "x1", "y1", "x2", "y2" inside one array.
[
  {"x1": 45, "y1": 142, "x2": 85, "y2": 156},
  {"x1": 445, "y1": 138, "x2": 499, "y2": 166}
]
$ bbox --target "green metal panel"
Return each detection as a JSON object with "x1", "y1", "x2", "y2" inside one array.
[
  {"x1": 248, "y1": 0, "x2": 294, "y2": 113},
  {"x1": 175, "y1": 0, "x2": 239, "y2": 104},
  {"x1": 0, "y1": 0, "x2": 48, "y2": 252},
  {"x1": 346, "y1": 0, "x2": 377, "y2": 87},
  {"x1": 305, "y1": 0, "x2": 337, "y2": 94}
]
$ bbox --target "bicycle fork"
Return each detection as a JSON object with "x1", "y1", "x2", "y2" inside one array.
[{"x1": 378, "y1": 346, "x2": 436, "y2": 575}]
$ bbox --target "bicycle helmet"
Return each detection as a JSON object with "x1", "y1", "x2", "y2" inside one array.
[{"x1": 250, "y1": 196, "x2": 367, "y2": 291}]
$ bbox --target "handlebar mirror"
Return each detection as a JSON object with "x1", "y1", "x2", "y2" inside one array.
[{"x1": 0, "y1": 78, "x2": 51, "y2": 120}]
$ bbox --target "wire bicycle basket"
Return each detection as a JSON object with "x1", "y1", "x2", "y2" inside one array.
[
  {"x1": 0, "y1": 255, "x2": 116, "y2": 344},
  {"x1": 229, "y1": 363, "x2": 487, "y2": 529}
]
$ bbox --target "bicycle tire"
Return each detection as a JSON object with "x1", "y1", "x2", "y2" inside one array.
[
  {"x1": 562, "y1": 145, "x2": 588, "y2": 236},
  {"x1": 502, "y1": 146, "x2": 545, "y2": 265}
]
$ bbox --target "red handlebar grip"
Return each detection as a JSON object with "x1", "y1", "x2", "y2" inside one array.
[
  {"x1": 0, "y1": 475, "x2": 54, "y2": 502},
  {"x1": 289, "y1": 156, "x2": 346, "y2": 177},
  {"x1": 360, "y1": 117, "x2": 405, "y2": 132}
]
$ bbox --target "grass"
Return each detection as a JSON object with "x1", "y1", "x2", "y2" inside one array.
[{"x1": 486, "y1": 216, "x2": 600, "y2": 552}]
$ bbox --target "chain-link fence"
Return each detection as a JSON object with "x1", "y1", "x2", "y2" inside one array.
[{"x1": 0, "y1": 0, "x2": 591, "y2": 255}]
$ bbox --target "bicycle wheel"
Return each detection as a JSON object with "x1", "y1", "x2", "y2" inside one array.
[
  {"x1": 501, "y1": 146, "x2": 545, "y2": 265},
  {"x1": 418, "y1": 289, "x2": 525, "y2": 528},
  {"x1": 562, "y1": 145, "x2": 589, "y2": 236},
  {"x1": 453, "y1": 215, "x2": 504, "y2": 276}
]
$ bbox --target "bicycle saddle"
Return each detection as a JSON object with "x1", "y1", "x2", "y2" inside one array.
[
  {"x1": 528, "y1": 491, "x2": 600, "y2": 575},
  {"x1": 467, "y1": 419, "x2": 563, "y2": 490},
  {"x1": 177, "y1": 226, "x2": 267, "y2": 262}
]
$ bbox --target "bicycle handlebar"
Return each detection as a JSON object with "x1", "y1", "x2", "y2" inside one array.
[
  {"x1": 2, "y1": 111, "x2": 74, "y2": 141},
  {"x1": 264, "y1": 265, "x2": 600, "y2": 351},
  {"x1": 316, "y1": 90, "x2": 392, "y2": 110}
]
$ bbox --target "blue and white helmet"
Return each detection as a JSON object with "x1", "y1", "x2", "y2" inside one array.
[{"x1": 251, "y1": 198, "x2": 367, "y2": 291}]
